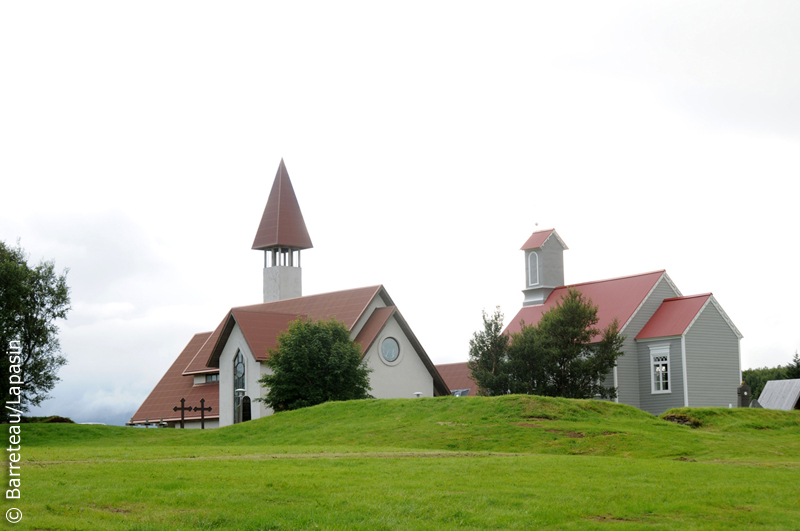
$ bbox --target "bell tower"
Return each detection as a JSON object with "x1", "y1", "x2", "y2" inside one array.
[
  {"x1": 521, "y1": 229, "x2": 568, "y2": 306},
  {"x1": 251, "y1": 159, "x2": 313, "y2": 302}
]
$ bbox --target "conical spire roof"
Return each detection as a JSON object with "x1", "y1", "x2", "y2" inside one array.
[{"x1": 251, "y1": 159, "x2": 313, "y2": 251}]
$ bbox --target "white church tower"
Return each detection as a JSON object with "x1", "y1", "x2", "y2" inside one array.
[
  {"x1": 521, "y1": 229, "x2": 568, "y2": 306},
  {"x1": 251, "y1": 159, "x2": 313, "y2": 302}
]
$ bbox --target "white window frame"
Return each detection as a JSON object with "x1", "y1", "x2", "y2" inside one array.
[{"x1": 649, "y1": 344, "x2": 671, "y2": 394}]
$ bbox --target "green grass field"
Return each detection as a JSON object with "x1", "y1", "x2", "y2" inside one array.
[{"x1": 10, "y1": 396, "x2": 800, "y2": 530}]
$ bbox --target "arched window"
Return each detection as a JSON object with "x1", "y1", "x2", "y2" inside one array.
[
  {"x1": 233, "y1": 350, "x2": 245, "y2": 423},
  {"x1": 528, "y1": 251, "x2": 540, "y2": 286}
]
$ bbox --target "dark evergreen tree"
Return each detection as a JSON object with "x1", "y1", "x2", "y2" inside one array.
[
  {"x1": 0, "y1": 241, "x2": 70, "y2": 420},
  {"x1": 511, "y1": 289, "x2": 624, "y2": 399},
  {"x1": 784, "y1": 351, "x2": 800, "y2": 380},
  {"x1": 468, "y1": 290, "x2": 624, "y2": 400},
  {"x1": 743, "y1": 365, "x2": 789, "y2": 399},
  {"x1": 467, "y1": 307, "x2": 510, "y2": 396},
  {"x1": 259, "y1": 318, "x2": 372, "y2": 411}
]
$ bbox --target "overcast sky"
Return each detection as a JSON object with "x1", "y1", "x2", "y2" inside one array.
[{"x1": 2, "y1": 1, "x2": 798, "y2": 425}]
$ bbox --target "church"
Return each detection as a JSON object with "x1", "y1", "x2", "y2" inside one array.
[
  {"x1": 130, "y1": 161, "x2": 449, "y2": 428},
  {"x1": 439, "y1": 229, "x2": 744, "y2": 416}
]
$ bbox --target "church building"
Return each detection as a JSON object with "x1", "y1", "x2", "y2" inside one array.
[
  {"x1": 437, "y1": 229, "x2": 743, "y2": 416},
  {"x1": 130, "y1": 161, "x2": 449, "y2": 428}
]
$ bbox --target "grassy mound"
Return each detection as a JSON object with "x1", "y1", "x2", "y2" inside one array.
[
  {"x1": 18, "y1": 396, "x2": 800, "y2": 530},
  {"x1": 24, "y1": 395, "x2": 800, "y2": 464}
]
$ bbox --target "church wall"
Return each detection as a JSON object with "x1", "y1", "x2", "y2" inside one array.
[
  {"x1": 636, "y1": 336, "x2": 685, "y2": 415},
  {"x1": 218, "y1": 323, "x2": 257, "y2": 427},
  {"x1": 615, "y1": 276, "x2": 680, "y2": 409},
  {"x1": 257, "y1": 362, "x2": 275, "y2": 418},
  {"x1": 684, "y1": 303, "x2": 740, "y2": 408},
  {"x1": 363, "y1": 315, "x2": 434, "y2": 399},
  {"x1": 349, "y1": 294, "x2": 387, "y2": 340},
  {"x1": 539, "y1": 236, "x2": 565, "y2": 288}
]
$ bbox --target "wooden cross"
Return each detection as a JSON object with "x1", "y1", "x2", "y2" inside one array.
[
  {"x1": 193, "y1": 398, "x2": 213, "y2": 430},
  {"x1": 173, "y1": 398, "x2": 192, "y2": 429}
]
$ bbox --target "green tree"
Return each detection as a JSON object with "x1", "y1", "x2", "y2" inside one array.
[
  {"x1": 467, "y1": 307, "x2": 510, "y2": 396},
  {"x1": 786, "y1": 351, "x2": 800, "y2": 380},
  {"x1": 508, "y1": 289, "x2": 624, "y2": 399},
  {"x1": 743, "y1": 366, "x2": 786, "y2": 399},
  {"x1": 468, "y1": 290, "x2": 625, "y2": 400},
  {"x1": 258, "y1": 317, "x2": 372, "y2": 411},
  {"x1": 0, "y1": 241, "x2": 70, "y2": 420}
]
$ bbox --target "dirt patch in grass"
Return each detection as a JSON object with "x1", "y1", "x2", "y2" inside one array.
[
  {"x1": 546, "y1": 429, "x2": 585, "y2": 438},
  {"x1": 674, "y1": 456, "x2": 697, "y2": 462},
  {"x1": 522, "y1": 416, "x2": 554, "y2": 421},
  {"x1": 513, "y1": 423, "x2": 544, "y2": 428},
  {"x1": 589, "y1": 514, "x2": 641, "y2": 522},
  {"x1": 663, "y1": 413, "x2": 702, "y2": 428}
]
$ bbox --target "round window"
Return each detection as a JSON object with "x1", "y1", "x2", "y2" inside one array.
[{"x1": 381, "y1": 337, "x2": 399, "y2": 363}]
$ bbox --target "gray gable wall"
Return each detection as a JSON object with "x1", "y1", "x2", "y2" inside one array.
[
  {"x1": 615, "y1": 276, "x2": 681, "y2": 409},
  {"x1": 685, "y1": 302, "x2": 741, "y2": 408},
  {"x1": 539, "y1": 235, "x2": 566, "y2": 288}
]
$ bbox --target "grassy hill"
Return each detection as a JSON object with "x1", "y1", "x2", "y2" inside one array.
[{"x1": 18, "y1": 396, "x2": 800, "y2": 530}]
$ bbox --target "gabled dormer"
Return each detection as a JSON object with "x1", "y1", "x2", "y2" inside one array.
[{"x1": 521, "y1": 229, "x2": 568, "y2": 306}]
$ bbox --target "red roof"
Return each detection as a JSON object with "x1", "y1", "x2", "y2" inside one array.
[
  {"x1": 182, "y1": 319, "x2": 226, "y2": 375},
  {"x1": 636, "y1": 294, "x2": 711, "y2": 339},
  {"x1": 252, "y1": 159, "x2": 313, "y2": 251},
  {"x1": 203, "y1": 286, "x2": 384, "y2": 368},
  {"x1": 520, "y1": 229, "x2": 567, "y2": 251},
  {"x1": 131, "y1": 332, "x2": 219, "y2": 424},
  {"x1": 506, "y1": 270, "x2": 666, "y2": 336},
  {"x1": 354, "y1": 306, "x2": 395, "y2": 353},
  {"x1": 232, "y1": 310, "x2": 302, "y2": 361},
  {"x1": 435, "y1": 362, "x2": 477, "y2": 393}
]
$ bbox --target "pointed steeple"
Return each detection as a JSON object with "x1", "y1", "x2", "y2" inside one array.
[
  {"x1": 253, "y1": 160, "x2": 312, "y2": 303},
  {"x1": 252, "y1": 159, "x2": 313, "y2": 251}
]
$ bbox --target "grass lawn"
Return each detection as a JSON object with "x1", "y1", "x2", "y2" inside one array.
[{"x1": 10, "y1": 396, "x2": 800, "y2": 530}]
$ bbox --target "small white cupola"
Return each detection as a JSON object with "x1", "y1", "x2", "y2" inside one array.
[{"x1": 520, "y1": 229, "x2": 568, "y2": 306}]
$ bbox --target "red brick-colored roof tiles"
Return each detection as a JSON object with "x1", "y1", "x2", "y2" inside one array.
[
  {"x1": 232, "y1": 310, "x2": 302, "y2": 361},
  {"x1": 354, "y1": 306, "x2": 395, "y2": 353},
  {"x1": 182, "y1": 318, "x2": 225, "y2": 375},
  {"x1": 235, "y1": 285, "x2": 382, "y2": 329},
  {"x1": 130, "y1": 332, "x2": 219, "y2": 424},
  {"x1": 506, "y1": 270, "x2": 666, "y2": 336},
  {"x1": 520, "y1": 229, "x2": 568, "y2": 251},
  {"x1": 252, "y1": 159, "x2": 313, "y2": 251},
  {"x1": 203, "y1": 286, "x2": 384, "y2": 368},
  {"x1": 435, "y1": 362, "x2": 477, "y2": 394},
  {"x1": 636, "y1": 294, "x2": 712, "y2": 339}
]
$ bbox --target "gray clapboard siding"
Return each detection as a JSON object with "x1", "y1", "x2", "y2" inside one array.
[
  {"x1": 685, "y1": 303, "x2": 740, "y2": 407},
  {"x1": 637, "y1": 337, "x2": 685, "y2": 414},
  {"x1": 615, "y1": 275, "x2": 680, "y2": 409}
]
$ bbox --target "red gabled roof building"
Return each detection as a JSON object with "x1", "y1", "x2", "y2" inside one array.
[
  {"x1": 443, "y1": 229, "x2": 742, "y2": 415},
  {"x1": 130, "y1": 161, "x2": 449, "y2": 428}
]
